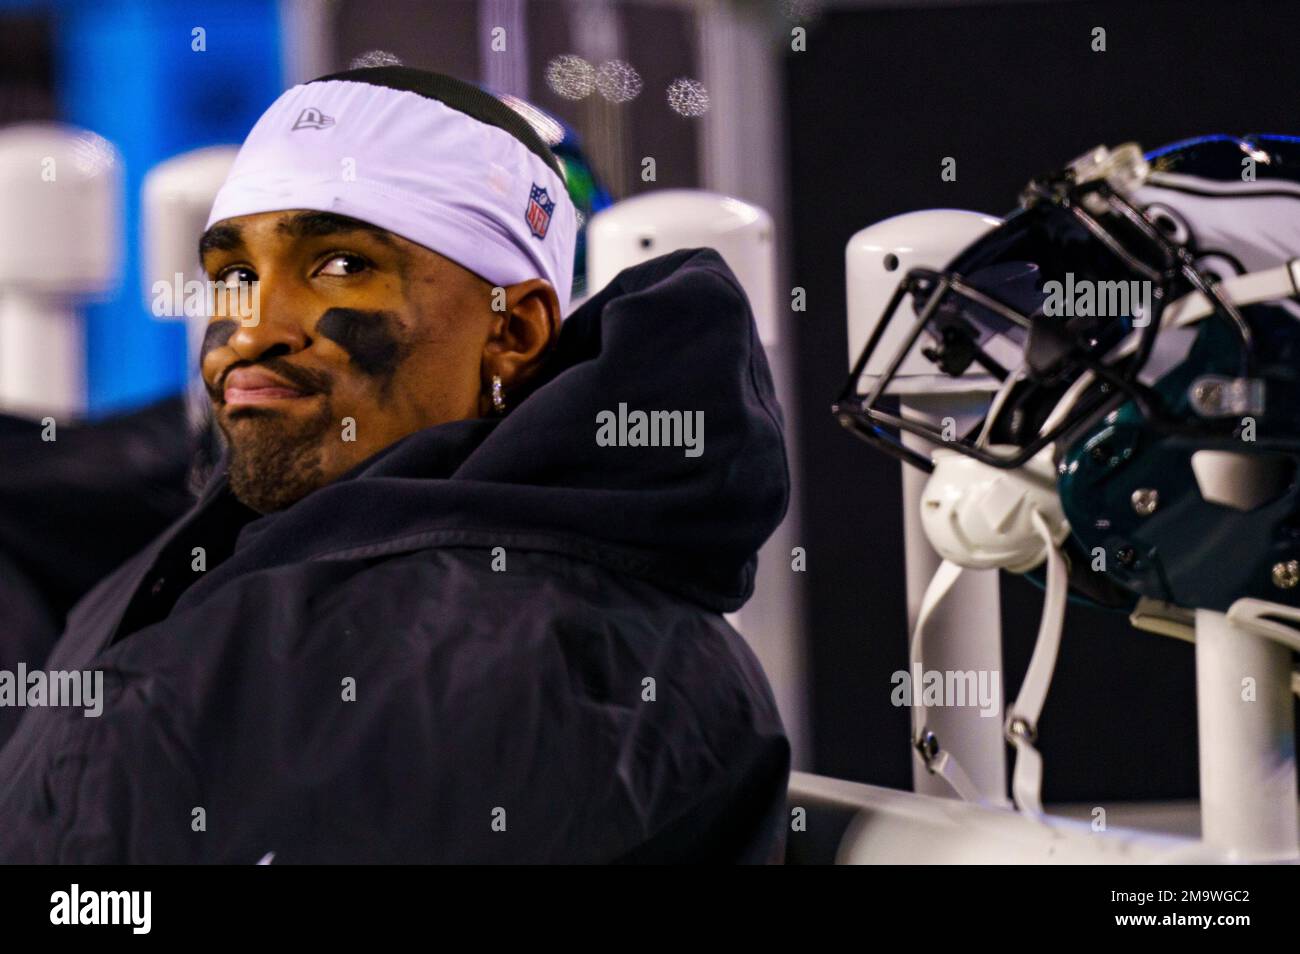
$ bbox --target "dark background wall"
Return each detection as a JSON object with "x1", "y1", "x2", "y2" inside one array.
[{"x1": 786, "y1": 0, "x2": 1300, "y2": 802}]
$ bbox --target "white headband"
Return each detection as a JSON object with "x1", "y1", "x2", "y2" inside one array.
[{"x1": 206, "y1": 77, "x2": 577, "y2": 314}]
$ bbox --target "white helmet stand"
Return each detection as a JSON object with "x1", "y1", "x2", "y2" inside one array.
[
  {"x1": 1130, "y1": 600, "x2": 1300, "y2": 861},
  {"x1": 0, "y1": 124, "x2": 121, "y2": 420},
  {"x1": 786, "y1": 209, "x2": 1300, "y2": 864},
  {"x1": 845, "y1": 210, "x2": 1010, "y2": 805},
  {"x1": 1199, "y1": 602, "x2": 1299, "y2": 860}
]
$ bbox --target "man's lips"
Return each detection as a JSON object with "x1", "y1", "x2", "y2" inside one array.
[{"x1": 222, "y1": 367, "x2": 319, "y2": 406}]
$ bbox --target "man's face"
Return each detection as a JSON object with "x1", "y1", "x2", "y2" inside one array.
[{"x1": 198, "y1": 209, "x2": 499, "y2": 514}]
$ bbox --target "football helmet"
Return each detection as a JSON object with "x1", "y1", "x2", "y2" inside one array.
[
  {"x1": 836, "y1": 136, "x2": 1300, "y2": 468},
  {"x1": 836, "y1": 134, "x2": 1300, "y2": 611}
]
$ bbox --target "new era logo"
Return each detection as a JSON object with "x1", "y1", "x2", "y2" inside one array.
[{"x1": 292, "y1": 107, "x2": 335, "y2": 131}]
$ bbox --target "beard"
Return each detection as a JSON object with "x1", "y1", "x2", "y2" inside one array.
[{"x1": 220, "y1": 399, "x2": 336, "y2": 514}]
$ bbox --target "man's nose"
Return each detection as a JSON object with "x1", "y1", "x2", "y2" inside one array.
[{"x1": 224, "y1": 281, "x2": 312, "y2": 362}]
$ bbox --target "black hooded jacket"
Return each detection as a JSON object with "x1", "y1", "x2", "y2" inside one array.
[{"x1": 0, "y1": 247, "x2": 792, "y2": 863}]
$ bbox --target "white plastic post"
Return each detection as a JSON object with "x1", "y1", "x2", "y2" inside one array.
[
  {"x1": 843, "y1": 209, "x2": 1006, "y2": 803},
  {"x1": 1194, "y1": 607, "x2": 1298, "y2": 860},
  {"x1": 901, "y1": 394, "x2": 1009, "y2": 804},
  {"x1": 0, "y1": 123, "x2": 120, "y2": 420},
  {"x1": 0, "y1": 294, "x2": 83, "y2": 419}
]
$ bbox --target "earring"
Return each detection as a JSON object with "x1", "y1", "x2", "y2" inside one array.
[{"x1": 491, "y1": 374, "x2": 507, "y2": 414}]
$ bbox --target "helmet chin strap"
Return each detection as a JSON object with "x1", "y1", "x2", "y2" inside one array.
[
  {"x1": 909, "y1": 558, "x2": 986, "y2": 803},
  {"x1": 1163, "y1": 257, "x2": 1300, "y2": 329},
  {"x1": 1005, "y1": 510, "x2": 1069, "y2": 816},
  {"x1": 910, "y1": 509, "x2": 1068, "y2": 817}
]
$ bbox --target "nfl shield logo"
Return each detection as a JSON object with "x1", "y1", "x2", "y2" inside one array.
[{"x1": 525, "y1": 183, "x2": 555, "y2": 239}]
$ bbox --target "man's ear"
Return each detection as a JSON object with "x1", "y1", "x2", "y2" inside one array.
[{"x1": 481, "y1": 277, "x2": 561, "y2": 400}]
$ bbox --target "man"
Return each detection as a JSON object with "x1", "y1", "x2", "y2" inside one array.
[{"x1": 0, "y1": 67, "x2": 790, "y2": 863}]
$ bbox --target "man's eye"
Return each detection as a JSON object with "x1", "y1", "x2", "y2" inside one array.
[
  {"x1": 216, "y1": 265, "x2": 257, "y2": 285},
  {"x1": 316, "y1": 253, "x2": 370, "y2": 277}
]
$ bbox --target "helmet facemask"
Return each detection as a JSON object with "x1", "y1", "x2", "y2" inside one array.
[{"x1": 834, "y1": 143, "x2": 1257, "y2": 474}]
